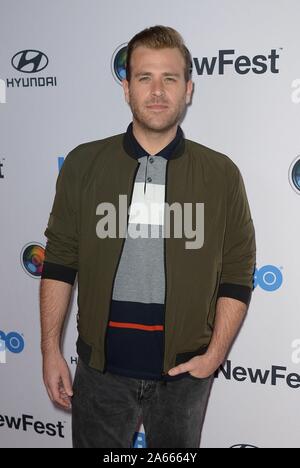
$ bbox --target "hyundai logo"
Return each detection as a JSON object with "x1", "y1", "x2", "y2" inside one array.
[
  {"x1": 11, "y1": 50, "x2": 49, "y2": 73},
  {"x1": 231, "y1": 444, "x2": 258, "y2": 448}
]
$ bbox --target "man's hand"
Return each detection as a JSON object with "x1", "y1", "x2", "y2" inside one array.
[
  {"x1": 40, "y1": 279, "x2": 73, "y2": 409},
  {"x1": 168, "y1": 353, "x2": 220, "y2": 379},
  {"x1": 168, "y1": 297, "x2": 248, "y2": 379},
  {"x1": 43, "y1": 352, "x2": 73, "y2": 410}
]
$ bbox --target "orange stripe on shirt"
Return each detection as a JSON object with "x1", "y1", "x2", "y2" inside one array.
[{"x1": 108, "y1": 321, "x2": 164, "y2": 332}]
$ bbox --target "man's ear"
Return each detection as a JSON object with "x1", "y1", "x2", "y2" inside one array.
[
  {"x1": 185, "y1": 79, "x2": 194, "y2": 105},
  {"x1": 122, "y1": 79, "x2": 130, "y2": 104}
]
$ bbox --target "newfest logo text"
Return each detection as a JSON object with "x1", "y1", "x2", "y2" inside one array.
[
  {"x1": 0, "y1": 413, "x2": 65, "y2": 438},
  {"x1": 193, "y1": 49, "x2": 280, "y2": 76},
  {"x1": 216, "y1": 360, "x2": 300, "y2": 389},
  {"x1": 95, "y1": 195, "x2": 205, "y2": 250}
]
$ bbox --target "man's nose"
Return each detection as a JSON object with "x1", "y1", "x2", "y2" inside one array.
[{"x1": 151, "y1": 80, "x2": 165, "y2": 97}]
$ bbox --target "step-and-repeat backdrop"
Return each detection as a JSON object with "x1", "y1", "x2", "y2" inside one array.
[{"x1": 1, "y1": 0, "x2": 299, "y2": 448}]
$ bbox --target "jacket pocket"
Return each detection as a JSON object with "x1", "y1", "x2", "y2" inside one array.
[{"x1": 175, "y1": 345, "x2": 208, "y2": 366}]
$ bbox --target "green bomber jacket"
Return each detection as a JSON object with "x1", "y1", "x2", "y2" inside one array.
[{"x1": 42, "y1": 130, "x2": 256, "y2": 374}]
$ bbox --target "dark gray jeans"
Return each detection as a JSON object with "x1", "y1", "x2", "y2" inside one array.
[{"x1": 72, "y1": 358, "x2": 213, "y2": 448}]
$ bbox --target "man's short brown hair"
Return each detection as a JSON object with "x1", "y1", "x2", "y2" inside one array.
[{"x1": 125, "y1": 25, "x2": 193, "y2": 82}]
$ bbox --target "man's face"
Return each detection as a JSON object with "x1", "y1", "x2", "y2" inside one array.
[{"x1": 122, "y1": 46, "x2": 193, "y2": 133}]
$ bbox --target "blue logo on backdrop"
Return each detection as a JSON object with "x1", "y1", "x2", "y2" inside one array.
[
  {"x1": 0, "y1": 339, "x2": 5, "y2": 353},
  {"x1": 132, "y1": 431, "x2": 146, "y2": 448},
  {"x1": 111, "y1": 44, "x2": 128, "y2": 84},
  {"x1": 58, "y1": 156, "x2": 65, "y2": 172},
  {"x1": 0, "y1": 331, "x2": 25, "y2": 353},
  {"x1": 289, "y1": 156, "x2": 300, "y2": 194},
  {"x1": 254, "y1": 265, "x2": 283, "y2": 291}
]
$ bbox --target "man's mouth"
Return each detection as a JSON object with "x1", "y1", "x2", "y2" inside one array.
[{"x1": 146, "y1": 104, "x2": 168, "y2": 110}]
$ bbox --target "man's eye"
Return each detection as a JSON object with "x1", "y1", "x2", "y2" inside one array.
[{"x1": 139, "y1": 76, "x2": 150, "y2": 81}]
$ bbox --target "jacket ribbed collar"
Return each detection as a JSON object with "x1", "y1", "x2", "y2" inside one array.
[{"x1": 123, "y1": 122, "x2": 185, "y2": 160}]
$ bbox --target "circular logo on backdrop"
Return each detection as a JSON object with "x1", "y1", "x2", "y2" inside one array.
[
  {"x1": 254, "y1": 265, "x2": 283, "y2": 291},
  {"x1": 21, "y1": 243, "x2": 45, "y2": 278},
  {"x1": 0, "y1": 330, "x2": 24, "y2": 353},
  {"x1": 289, "y1": 156, "x2": 300, "y2": 194},
  {"x1": 111, "y1": 43, "x2": 128, "y2": 84}
]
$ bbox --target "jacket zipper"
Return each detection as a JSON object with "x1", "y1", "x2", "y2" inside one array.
[
  {"x1": 103, "y1": 161, "x2": 140, "y2": 372},
  {"x1": 144, "y1": 154, "x2": 149, "y2": 194},
  {"x1": 161, "y1": 159, "x2": 170, "y2": 376}
]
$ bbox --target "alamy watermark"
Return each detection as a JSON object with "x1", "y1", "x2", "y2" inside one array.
[
  {"x1": 95, "y1": 196, "x2": 204, "y2": 249},
  {"x1": 291, "y1": 339, "x2": 300, "y2": 364},
  {"x1": 291, "y1": 79, "x2": 300, "y2": 104}
]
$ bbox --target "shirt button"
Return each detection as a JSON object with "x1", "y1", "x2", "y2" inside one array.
[
  {"x1": 149, "y1": 157, "x2": 154, "y2": 163},
  {"x1": 147, "y1": 177, "x2": 152, "y2": 183}
]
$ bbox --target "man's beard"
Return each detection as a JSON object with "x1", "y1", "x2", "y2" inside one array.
[{"x1": 129, "y1": 97, "x2": 186, "y2": 133}]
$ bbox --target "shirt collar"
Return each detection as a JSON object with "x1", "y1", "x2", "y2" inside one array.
[{"x1": 123, "y1": 122, "x2": 185, "y2": 160}]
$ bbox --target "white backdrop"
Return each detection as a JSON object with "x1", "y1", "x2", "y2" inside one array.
[{"x1": 1, "y1": 0, "x2": 300, "y2": 448}]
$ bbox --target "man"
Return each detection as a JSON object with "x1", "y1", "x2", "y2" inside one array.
[{"x1": 40, "y1": 26, "x2": 256, "y2": 448}]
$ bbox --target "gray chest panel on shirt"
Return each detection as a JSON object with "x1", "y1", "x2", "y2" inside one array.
[{"x1": 112, "y1": 155, "x2": 167, "y2": 305}]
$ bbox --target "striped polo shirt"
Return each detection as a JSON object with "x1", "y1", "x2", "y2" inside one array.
[{"x1": 105, "y1": 123, "x2": 188, "y2": 381}]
